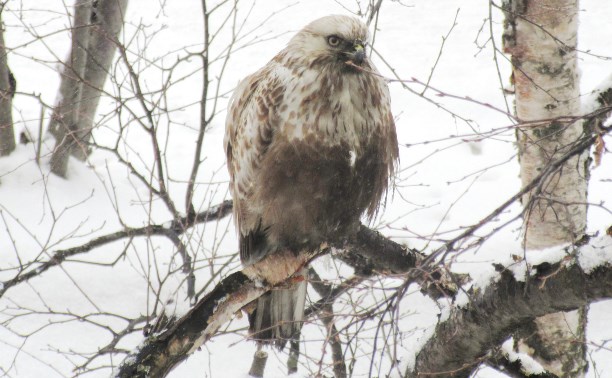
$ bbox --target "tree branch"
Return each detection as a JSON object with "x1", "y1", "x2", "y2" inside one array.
[
  {"x1": 309, "y1": 268, "x2": 347, "y2": 378},
  {"x1": 116, "y1": 271, "x2": 264, "y2": 378},
  {"x1": 485, "y1": 351, "x2": 558, "y2": 378},
  {"x1": 0, "y1": 200, "x2": 232, "y2": 298},
  {"x1": 410, "y1": 255, "x2": 612, "y2": 377},
  {"x1": 336, "y1": 225, "x2": 420, "y2": 274},
  {"x1": 115, "y1": 229, "x2": 424, "y2": 377}
]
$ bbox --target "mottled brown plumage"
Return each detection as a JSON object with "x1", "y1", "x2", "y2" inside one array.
[{"x1": 224, "y1": 15, "x2": 398, "y2": 347}]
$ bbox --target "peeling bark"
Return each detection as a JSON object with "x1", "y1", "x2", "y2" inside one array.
[
  {"x1": 517, "y1": 309, "x2": 587, "y2": 377},
  {"x1": 504, "y1": 0, "x2": 586, "y2": 248},
  {"x1": 503, "y1": 1, "x2": 588, "y2": 375},
  {"x1": 115, "y1": 212, "x2": 612, "y2": 378},
  {"x1": 117, "y1": 271, "x2": 267, "y2": 378}
]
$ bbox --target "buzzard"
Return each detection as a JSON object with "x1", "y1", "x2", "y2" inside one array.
[{"x1": 224, "y1": 14, "x2": 398, "y2": 347}]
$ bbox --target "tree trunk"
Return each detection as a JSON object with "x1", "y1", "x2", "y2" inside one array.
[
  {"x1": 503, "y1": 0, "x2": 588, "y2": 376},
  {"x1": 49, "y1": 0, "x2": 92, "y2": 176},
  {"x1": 0, "y1": 8, "x2": 15, "y2": 157},
  {"x1": 49, "y1": 0, "x2": 128, "y2": 176},
  {"x1": 73, "y1": 0, "x2": 129, "y2": 160}
]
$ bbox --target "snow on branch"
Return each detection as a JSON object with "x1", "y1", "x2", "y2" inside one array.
[
  {"x1": 115, "y1": 226, "x2": 611, "y2": 378},
  {"x1": 409, "y1": 237, "x2": 612, "y2": 378}
]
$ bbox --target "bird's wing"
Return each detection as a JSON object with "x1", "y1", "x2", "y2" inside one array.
[{"x1": 224, "y1": 62, "x2": 288, "y2": 264}]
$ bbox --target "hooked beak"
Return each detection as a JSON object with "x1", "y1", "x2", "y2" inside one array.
[{"x1": 349, "y1": 41, "x2": 366, "y2": 65}]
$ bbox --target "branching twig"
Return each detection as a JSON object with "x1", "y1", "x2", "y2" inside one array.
[
  {"x1": 116, "y1": 231, "x2": 424, "y2": 377},
  {"x1": 0, "y1": 200, "x2": 232, "y2": 298},
  {"x1": 309, "y1": 268, "x2": 347, "y2": 378}
]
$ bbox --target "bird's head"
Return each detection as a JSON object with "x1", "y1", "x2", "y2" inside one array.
[{"x1": 286, "y1": 15, "x2": 371, "y2": 71}]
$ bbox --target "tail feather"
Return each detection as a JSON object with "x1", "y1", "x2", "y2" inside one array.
[{"x1": 249, "y1": 270, "x2": 308, "y2": 349}]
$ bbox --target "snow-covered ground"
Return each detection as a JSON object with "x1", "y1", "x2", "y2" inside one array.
[{"x1": 0, "y1": 1, "x2": 610, "y2": 377}]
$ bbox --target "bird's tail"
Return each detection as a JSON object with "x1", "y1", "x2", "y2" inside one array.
[{"x1": 248, "y1": 269, "x2": 308, "y2": 349}]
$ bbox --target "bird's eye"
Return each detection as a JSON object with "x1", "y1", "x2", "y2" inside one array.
[{"x1": 327, "y1": 35, "x2": 341, "y2": 47}]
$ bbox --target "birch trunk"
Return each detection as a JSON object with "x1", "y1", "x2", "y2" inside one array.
[
  {"x1": 49, "y1": 0, "x2": 92, "y2": 176},
  {"x1": 0, "y1": 9, "x2": 14, "y2": 157},
  {"x1": 49, "y1": 0, "x2": 128, "y2": 176},
  {"x1": 503, "y1": 0, "x2": 588, "y2": 376},
  {"x1": 73, "y1": 0, "x2": 129, "y2": 161}
]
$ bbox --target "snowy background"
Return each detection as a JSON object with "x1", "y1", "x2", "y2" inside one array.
[{"x1": 0, "y1": 0, "x2": 610, "y2": 377}]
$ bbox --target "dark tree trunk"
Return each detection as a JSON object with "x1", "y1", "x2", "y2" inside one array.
[{"x1": 0, "y1": 7, "x2": 14, "y2": 157}]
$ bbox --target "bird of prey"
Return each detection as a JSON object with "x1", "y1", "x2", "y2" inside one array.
[{"x1": 224, "y1": 14, "x2": 398, "y2": 348}]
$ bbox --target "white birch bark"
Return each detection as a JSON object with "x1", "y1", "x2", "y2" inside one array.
[{"x1": 503, "y1": 0, "x2": 587, "y2": 376}]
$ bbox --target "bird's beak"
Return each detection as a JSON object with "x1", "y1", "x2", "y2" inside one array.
[{"x1": 350, "y1": 41, "x2": 366, "y2": 65}]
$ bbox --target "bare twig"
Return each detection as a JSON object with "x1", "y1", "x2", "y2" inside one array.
[{"x1": 0, "y1": 200, "x2": 232, "y2": 298}]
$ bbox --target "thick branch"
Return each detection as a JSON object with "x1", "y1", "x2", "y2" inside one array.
[
  {"x1": 410, "y1": 259, "x2": 612, "y2": 377},
  {"x1": 116, "y1": 231, "x2": 423, "y2": 377},
  {"x1": 485, "y1": 352, "x2": 558, "y2": 378},
  {"x1": 116, "y1": 271, "x2": 264, "y2": 378},
  {"x1": 336, "y1": 225, "x2": 420, "y2": 274}
]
